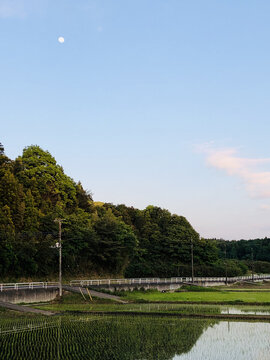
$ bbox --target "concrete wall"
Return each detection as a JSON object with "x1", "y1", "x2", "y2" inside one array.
[
  {"x1": 89, "y1": 283, "x2": 182, "y2": 292},
  {"x1": 195, "y1": 281, "x2": 227, "y2": 287},
  {"x1": 0, "y1": 288, "x2": 59, "y2": 304},
  {"x1": 88, "y1": 281, "x2": 229, "y2": 292}
]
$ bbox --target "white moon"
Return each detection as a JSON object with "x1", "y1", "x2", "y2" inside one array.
[{"x1": 58, "y1": 36, "x2": 65, "y2": 44}]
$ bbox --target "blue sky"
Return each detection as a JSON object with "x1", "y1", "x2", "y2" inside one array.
[{"x1": 2, "y1": 0, "x2": 270, "y2": 239}]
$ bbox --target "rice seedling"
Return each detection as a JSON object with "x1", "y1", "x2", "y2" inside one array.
[
  {"x1": 1, "y1": 313, "x2": 270, "y2": 359},
  {"x1": 0, "y1": 315, "x2": 212, "y2": 359},
  {"x1": 34, "y1": 302, "x2": 221, "y2": 315}
]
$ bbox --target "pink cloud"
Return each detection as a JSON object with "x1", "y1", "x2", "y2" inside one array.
[
  {"x1": 200, "y1": 145, "x2": 270, "y2": 198},
  {"x1": 259, "y1": 204, "x2": 270, "y2": 211}
]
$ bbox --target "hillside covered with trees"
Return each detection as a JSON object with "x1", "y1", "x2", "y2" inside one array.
[
  {"x1": 0, "y1": 142, "x2": 268, "y2": 280},
  {"x1": 216, "y1": 239, "x2": 270, "y2": 274}
]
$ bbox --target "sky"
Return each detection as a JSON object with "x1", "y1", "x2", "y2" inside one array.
[{"x1": 2, "y1": 0, "x2": 270, "y2": 240}]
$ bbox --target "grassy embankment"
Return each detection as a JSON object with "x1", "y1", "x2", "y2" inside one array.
[
  {"x1": 32, "y1": 286, "x2": 270, "y2": 315},
  {"x1": 34, "y1": 292, "x2": 221, "y2": 315},
  {"x1": 32, "y1": 291, "x2": 270, "y2": 321},
  {"x1": 122, "y1": 287, "x2": 270, "y2": 304},
  {"x1": 0, "y1": 306, "x2": 40, "y2": 319}
]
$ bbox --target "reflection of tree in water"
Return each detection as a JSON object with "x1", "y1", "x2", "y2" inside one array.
[
  {"x1": 0, "y1": 316, "x2": 215, "y2": 360},
  {"x1": 100, "y1": 317, "x2": 215, "y2": 360}
]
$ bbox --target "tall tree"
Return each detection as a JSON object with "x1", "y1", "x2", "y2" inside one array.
[
  {"x1": 0, "y1": 142, "x2": 4, "y2": 155},
  {"x1": 15, "y1": 145, "x2": 78, "y2": 212}
]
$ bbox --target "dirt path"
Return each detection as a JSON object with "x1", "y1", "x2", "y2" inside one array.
[{"x1": 0, "y1": 301, "x2": 55, "y2": 316}]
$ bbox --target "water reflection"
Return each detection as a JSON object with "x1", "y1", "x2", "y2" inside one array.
[
  {"x1": 103, "y1": 302, "x2": 270, "y2": 316},
  {"x1": 174, "y1": 321, "x2": 270, "y2": 360},
  {"x1": 0, "y1": 316, "x2": 213, "y2": 360},
  {"x1": 221, "y1": 306, "x2": 270, "y2": 315},
  {"x1": 0, "y1": 315, "x2": 270, "y2": 359}
]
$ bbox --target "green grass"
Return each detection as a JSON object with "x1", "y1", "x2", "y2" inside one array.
[
  {"x1": 216, "y1": 288, "x2": 270, "y2": 292},
  {"x1": 58, "y1": 292, "x2": 113, "y2": 304},
  {"x1": 33, "y1": 289, "x2": 270, "y2": 316},
  {"x1": 123, "y1": 290, "x2": 270, "y2": 304},
  {"x1": 0, "y1": 308, "x2": 38, "y2": 319},
  {"x1": 33, "y1": 292, "x2": 116, "y2": 312},
  {"x1": 180, "y1": 285, "x2": 219, "y2": 292},
  {"x1": 35, "y1": 302, "x2": 221, "y2": 315},
  {"x1": 34, "y1": 292, "x2": 222, "y2": 315}
]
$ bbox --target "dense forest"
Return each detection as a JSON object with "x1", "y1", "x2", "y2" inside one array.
[
  {"x1": 0, "y1": 142, "x2": 269, "y2": 281},
  {"x1": 216, "y1": 239, "x2": 270, "y2": 274}
]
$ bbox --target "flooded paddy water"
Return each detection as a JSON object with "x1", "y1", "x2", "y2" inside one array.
[
  {"x1": 0, "y1": 312, "x2": 270, "y2": 359},
  {"x1": 174, "y1": 321, "x2": 270, "y2": 360}
]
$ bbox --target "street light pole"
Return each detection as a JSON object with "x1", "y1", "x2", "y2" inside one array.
[{"x1": 54, "y1": 218, "x2": 64, "y2": 297}]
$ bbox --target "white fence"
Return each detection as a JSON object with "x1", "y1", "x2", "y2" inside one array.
[
  {"x1": 0, "y1": 282, "x2": 59, "y2": 292},
  {"x1": 2, "y1": 274, "x2": 270, "y2": 291},
  {"x1": 70, "y1": 274, "x2": 270, "y2": 287}
]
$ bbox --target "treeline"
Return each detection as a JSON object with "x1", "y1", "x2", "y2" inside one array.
[
  {"x1": 216, "y1": 239, "x2": 270, "y2": 274},
  {"x1": 0, "y1": 142, "x2": 268, "y2": 280},
  {"x1": 0, "y1": 144, "x2": 137, "y2": 279}
]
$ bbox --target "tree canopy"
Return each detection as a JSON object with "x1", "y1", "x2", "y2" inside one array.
[{"x1": 0, "y1": 142, "x2": 265, "y2": 280}]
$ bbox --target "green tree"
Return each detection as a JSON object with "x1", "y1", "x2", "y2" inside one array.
[
  {"x1": 15, "y1": 145, "x2": 78, "y2": 212},
  {"x1": 23, "y1": 189, "x2": 39, "y2": 232},
  {"x1": 93, "y1": 208, "x2": 137, "y2": 274},
  {"x1": 0, "y1": 142, "x2": 4, "y2": 155},
  {"x1": 0, "y1": 205, "x2": 16, "y2": 276}
]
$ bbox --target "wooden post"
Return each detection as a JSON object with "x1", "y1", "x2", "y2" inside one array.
[
  {"x1": 79, "y1": 287, "x2": 87, "y2": 300},
  {"x1": 86, "y1": 287, "x2": 93, "y2": 301}
]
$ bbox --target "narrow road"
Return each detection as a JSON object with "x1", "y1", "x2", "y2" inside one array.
[
  {"x1": 63, "y1": 285, "x2": 128, "y2": 304},
  {"x1": 0, "y1": 301, "x2": 55, "y2": 316}
]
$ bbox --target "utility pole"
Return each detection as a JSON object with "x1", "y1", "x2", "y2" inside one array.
[
  {"x1": 54, "y1": 219, "x2": 64, "y2": 297},
  {"x1": 251, "y1": 248, "x2": 254, "y2": 282},
  {"x1": 224, "y1": 242, "x2": 228, "y2": 285},
  {"x1": 191, "y1": 238, "x2": 194, "y2": 283}
]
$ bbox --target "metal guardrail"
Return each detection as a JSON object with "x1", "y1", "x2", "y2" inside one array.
[
  {"x1": 0, "y1": 282, "x2": 59, "y2": 292},
  {"x1": 70, "y1": 274, "x2": 270, "y2": 287},
  {"x1": 2, "y1": 274, "x2": 270, "y2": 292}
]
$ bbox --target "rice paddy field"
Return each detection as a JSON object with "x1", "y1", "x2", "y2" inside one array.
[
  {"x1": 2, "y1": 289, "x2": 270, "y2": 359},
  {"x1": 1, "y1": 312, "x2": 270, "y2": 359},
  {"x1": 34, "y1": 302, "x2": 221, "y2": 315}
]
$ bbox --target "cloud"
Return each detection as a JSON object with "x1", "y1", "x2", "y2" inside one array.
[
  {"x1": 259, "y1": 204, "x2": 270, "y2": 211},
  {"x1": 0, "y1": 0, "x2": 26, "y2": 18},
  {"x1": 199, "y1": 144, "x2": 270, "y2": 199},
  {"x1": 0, "y1": 0, "x2": 45, "y2": 18}
]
